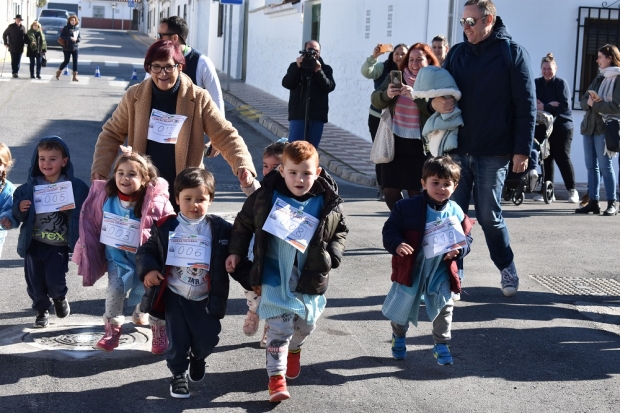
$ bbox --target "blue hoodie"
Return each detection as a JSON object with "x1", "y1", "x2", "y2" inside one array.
[
  {"x1": 443, "y1": 16, "x2": 536, "y2": 157},
  {"x1": 11, "y1": 136, "x2": 89, "y2": 258}
]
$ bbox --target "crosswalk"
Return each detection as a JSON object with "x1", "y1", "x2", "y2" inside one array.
[{"x1": 0, "y1": 75, "x2": 131, "y2": 87}]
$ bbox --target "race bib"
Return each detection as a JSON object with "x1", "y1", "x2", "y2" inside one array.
[
  {"x1": 147, "y1": 109, "x2": 187, "y2": 144},
  {"x1": 262, "y1": 198, "x2": 319, "y2": 253},
  {"x1": 33, "y1": 182, "x2": 75, "y2": 214},
  {"x1": 165, "y1": 233, "x2": 211, "y2": 270},
  {"x1": 99, "y1": 212, "x2": 141, "y2": 253},
  {"x1": 422, "y1": 216, "x2": 467, "y2": 259}
]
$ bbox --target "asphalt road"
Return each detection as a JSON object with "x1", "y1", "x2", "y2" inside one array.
[{"x1": 0, "y1": 30, "x2": 618, "y2": 413}]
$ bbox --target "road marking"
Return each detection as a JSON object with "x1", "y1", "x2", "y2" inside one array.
[
  {"x1": 109, "y1": 80, "x2": 130, "y2": 88},
  {"x1": 105, "y1": 61, "x2": 120, "y2": 67}
]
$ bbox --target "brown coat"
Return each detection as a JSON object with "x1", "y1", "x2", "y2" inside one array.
[{"x1": 91, "y1": 73, "x2": 256, "y2": 179}]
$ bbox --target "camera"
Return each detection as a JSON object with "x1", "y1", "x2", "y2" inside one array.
[{"x1": 299, "y1": 48, "x2": 319, "y2": 72}]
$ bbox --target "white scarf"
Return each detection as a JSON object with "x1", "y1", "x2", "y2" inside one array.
[{"x1": 598, "y1": 66, "x2": 620, "y2": 156}]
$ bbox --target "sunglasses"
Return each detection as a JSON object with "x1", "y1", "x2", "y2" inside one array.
[
  {"x1": 157, "y1": 32, "x2": 176, "y2": 39},
  {"x1": 459, "y1": 15, "x2": 488, "y2": 27}
]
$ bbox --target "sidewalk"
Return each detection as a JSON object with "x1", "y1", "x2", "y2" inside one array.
[{"x1": 218, "y1": 72, "x2": 378, "y2": 188}]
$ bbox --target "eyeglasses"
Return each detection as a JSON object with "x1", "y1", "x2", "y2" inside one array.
[
  {"x1": 149, "y1": 64, "x2": 178, "y2": 74},
  {"x1": 157, "y1": 32, "x2": 175, "y2": 39},
  {"x1": 459, "y1": 15, "x2": 488, "y2": 27}
]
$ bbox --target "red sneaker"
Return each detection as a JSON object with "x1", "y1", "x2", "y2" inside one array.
[
  {"x1": 268, "y1": 375, "x2": 290, "y2": 402},
  {"x1": 285, "y1": 349, "x2": 301, "y2": 380}
]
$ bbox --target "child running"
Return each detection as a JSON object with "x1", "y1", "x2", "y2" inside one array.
[
  {"x1": 242, "y1": 138, "x2": 289, "y2": 347},
  {"x1": 137, "y1": 167, "x2": 251, "y2": 399},
  {"x1": 12, "y1": 136, "x2": 89, "y2": 327},
  {"x1": 382, "y1": 156, "x2": 473, "y2": 365},
  {"x1": 72, "y1": 147, "x2": 174, "y2": 352},
  {"x1": 0, "y1": 143, "x2": 17, "y2": 258},
  {"x1": 226, "y1": 141, "x2": 349, "y2": 402}
]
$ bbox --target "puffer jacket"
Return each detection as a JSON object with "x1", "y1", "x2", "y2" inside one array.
[
  {"x1": 228, "y1": 168, "x2": 348, "y2": 295},
  {"x1": 579, "y1": 73, "x2": 620, "y2": 136},
  {"x1": 72, "y1": 178, "x2": 175, "y2": 286},
  {"x1": 60, "y1": 23, "x2": 80, "y2": 51},
  {"x1": 12, "y1": 136, "x2": 89, "y2": 258},
  {"x1": 26, "y1": 28, "x2": 46, "y2": 57}
]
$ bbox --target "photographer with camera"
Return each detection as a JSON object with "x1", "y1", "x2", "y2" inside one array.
[{"x1": 282, "y1": 40, "x2": 336, "y2": 148}]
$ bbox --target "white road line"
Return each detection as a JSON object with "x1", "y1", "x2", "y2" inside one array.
[
  {"x1": 109, "y1": 80, "x2": 129, "y2": 88},
  {"x1": 104, "y1": 61, "x2": 119, "y2": 67}
]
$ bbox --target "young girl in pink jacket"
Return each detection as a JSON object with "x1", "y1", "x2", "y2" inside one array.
[{"x1": 73, "y1": 147, "x2": 174, "y2": 352}]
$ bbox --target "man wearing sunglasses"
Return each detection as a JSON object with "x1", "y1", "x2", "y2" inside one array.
[{"x1": 431, "y1": 0, "x2": 536, "y2": 298}]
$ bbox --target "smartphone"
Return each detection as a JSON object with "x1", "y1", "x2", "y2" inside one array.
[
  {"x1": 379, "y1": 43, "x2": 394, "y2": 53},
  {"x1": 204, "y1": 143, "x2": 213, "y2": 157},
  {"x1": 588, "y1": 90, "x2": 601, "y2": 100},
  {"x1": 390, "y1": 70, "x2": 402, "y2": 87}
]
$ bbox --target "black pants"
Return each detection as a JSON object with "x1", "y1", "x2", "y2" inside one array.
[
  {"x1": 10, "y1": 51, "x2": 22, "y2": 74},
  {"x1": 24, "y1": 241, "x2": 69, "y2": 312},
  {"x1": 29, "y1": 55, "x2": 42, "y2": 76},
  {"x1": 164, "y1": 288, "x2": 221, "y2": 375},
  {"x1": 59, "y1": 50, "x2": 78, "y2": 72},
  {"x1": 368, "y1": 113, "x2": 382, "y2": 187},
  {"x1": 543, "y1": 127, "x2": 576, "y2": 190}
]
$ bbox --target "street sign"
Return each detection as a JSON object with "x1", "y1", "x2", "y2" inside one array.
[
  {"x1": 220, "y1": 0, "x2": 243, "y2": 4},
  {"x1": 128, "y1": 0, "x2": 135, "y2": 7}
]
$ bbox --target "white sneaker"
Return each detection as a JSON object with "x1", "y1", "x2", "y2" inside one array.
[
  {"x1": 568, "y1": 189, "x2": 579, "y2": 203},
  {"x1": 533, "y1": 193, "x2": 544, "y2": 201}
]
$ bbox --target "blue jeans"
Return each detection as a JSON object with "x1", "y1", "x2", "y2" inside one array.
[
  {"x1": 288, "y1": 119, "x2": 325, "y2": 148},
  {"x1": 450, "y1": 154, "x2": 514, "y2": 271},
  {"x1": 582, "y1": 134, "x2": 617, "y2": 202},
  {"x1": 59, "y1": 50, "x2": 78, "y2": 72}
]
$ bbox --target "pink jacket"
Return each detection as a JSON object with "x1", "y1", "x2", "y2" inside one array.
[{"x1": 72, "y1": 178, "x2": 175, "y2": 286}]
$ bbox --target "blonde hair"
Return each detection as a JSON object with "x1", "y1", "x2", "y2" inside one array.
[
  {"x1": 541, "y1": 53, "x2": 557, "y2": 69},
  {"x1": 0, "y1": 143, "x2": 14, "y2": 185},
  {"x1": 30, "y1": 20, "x2": 41, "y2": 30}
]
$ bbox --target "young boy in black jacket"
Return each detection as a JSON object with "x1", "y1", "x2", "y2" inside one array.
[{"x1": 136, "y1": 167, "x2": 250, "y2": 399}]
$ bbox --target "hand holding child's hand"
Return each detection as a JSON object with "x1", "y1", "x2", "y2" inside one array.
[
  {"x1": 396, "y1": 242, "x2": 414, "y2": 257},
  {"x1": 19, "y1": 200, "x2": 31, "y2": 213},
  {"x1": 225, "y1": 254, "x2": 241, "y2": 273},
  {"x1": 144, "y1": 270, "x2": 164, "y2": 288},
  {"x1": 0, "y1": 217, "x2": 11, "y2": 229},
  {"x1": 252, "y1": 285, "x2": 262, "y2": 296}
]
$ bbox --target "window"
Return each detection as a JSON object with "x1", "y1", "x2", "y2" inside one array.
[
  {"x1": 574, "y1": 7, "x2": 620, "y2": 109},
  {"x1": 93, "y1": 6, "x2": 105, "y2": 18},
  {"x1": 217, "y1": 4, "x2": 224, "y2": 37},
  {"x1": 183, "y1": 5, "x2": 187, "y2": 22},
  {"x1": 311, "y1": 3, "x2": 321, "y2": 43},
  {"x1": 178, "y1": 6, "x2": 180, "y2": 16}
]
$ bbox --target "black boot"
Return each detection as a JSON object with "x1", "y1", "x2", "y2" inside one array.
[
  {"x1": 575, "y1": 199, "x2": 600, "y2": 214},
  {"x1": 603, "y1": 201, "x2": 617, "y2": 216}
]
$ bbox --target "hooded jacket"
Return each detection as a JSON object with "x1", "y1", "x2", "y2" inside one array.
[
  {"x1": 442, "y1": 16, "x2": 536, "y2": 157},
  {"x1": 12, "y1": 136, "x2": 89, "y2": 258},
  {"x1": 72, "y1": 178, "x2": 175, "y2": 286},
  {"x1": 282, "y1": 57, "x2": 336, "y2": 123},
  {"x1": 228, "y1": 168, "x2": 348, "y2": 295}
]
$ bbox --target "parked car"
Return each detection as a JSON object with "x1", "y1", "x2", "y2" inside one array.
[
  {"x1": 39, "y1": 17, "x2": 70, "y2": 48},
  {"x1": 39, "y1": 9, "x2": 70, "y2": 19}
]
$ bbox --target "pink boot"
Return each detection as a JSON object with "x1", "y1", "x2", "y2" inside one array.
[
  {"x1": 94, "y1": 316, "x2": 123, "y2": 352},
  {"x1": 150, "y1": 316, "x2": 168, "y2": 355}
]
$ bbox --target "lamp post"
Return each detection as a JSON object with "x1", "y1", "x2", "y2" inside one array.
[{"x1": 111, "y1": 2, "x2": 117, "y2": 29}]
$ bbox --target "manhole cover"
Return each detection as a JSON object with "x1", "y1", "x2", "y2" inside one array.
[
  {"x1": 532, "y1": 276, "x2": 620, "y2": 296},
  {"x1": 23, "y1": 326, "x2": 148, "y2": 351}
]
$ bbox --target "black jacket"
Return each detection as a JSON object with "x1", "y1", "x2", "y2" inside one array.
[
  {"x1": 535, "y1": 76, "x2": 573, "y2": 131},
  {"x1": 136, "y1": 214, "x2": 251, "y2": 319},
  {"x1": 2, "y1": 22, "x2": 27, "y2": 54},
  {"x1": 282, "y1": 57, "x2": 336, "y2": 123},
  {"x1": 60, "y1": 24, "x2": 80, "y2": 51}
]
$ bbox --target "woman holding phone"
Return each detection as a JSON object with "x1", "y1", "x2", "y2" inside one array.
[
  {"x1": 371, "y1": 42, "x2": 439, "y2": 210},
  {"x1": 577, "y1": 44, "x2": 620, "y2": 216},
  {"x1": 361, "y1": 42, "x2": 408, "y2": 199}
]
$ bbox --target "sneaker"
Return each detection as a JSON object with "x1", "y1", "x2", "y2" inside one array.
[
  {"x1": 500, "y1": 262, "x2": 519, "y2": 297},
  {"x1": 391, "y1": 333, "x2": 407, "y2": 360},
  {"x1": 451, "y1": 292, "x2": 461, "y2": 301},
  {"x1": 286, "y1": 349, "x2": 301, "y2": 380},
  {"x1": 533, "y1": 193, "x2": 555, "y2": 202},
  {"x1": 170, "y1": 373, "x2": 190, "y2": 399},
  {"x1": 242, "y1": 311, "x2": 260, "y2": 336},
  {"x1": 188, "y1": 353, "x2": 206, "y2": 383},
  {"x1": 268, "y1": 375, "x2": 290, "y2": 402},
  {"x1": 568, "y1": 189, "x2": 579, "y2": 203},
  {"x1": 131, "y1": 304, "x2": 149, "y2": 325},
  {"x1": 34, "y1": 310, "x2": 49, "y2": 328},
  {"x1": 433, "y1": 344, "x2": 454, "y2": 365},
  {"x1": 260, "y1": 325, "x2": 268, "y2": 348},
  {"x1": 53, "y1": 297, "x2": 70, "y2": 318}
]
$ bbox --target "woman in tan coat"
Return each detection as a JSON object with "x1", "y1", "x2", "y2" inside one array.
[{"x1": 91, "y1": 40, "x2": 258, "y2": 209}]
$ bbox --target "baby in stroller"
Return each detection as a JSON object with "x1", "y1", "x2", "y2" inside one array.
[{"x1": 502, "y1": 111, "x2": 554, "y2": 205}]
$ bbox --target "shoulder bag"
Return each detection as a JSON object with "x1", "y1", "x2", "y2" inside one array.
[
  {"x1": 370, "y1": 108, "x2": 395, "y2": 164},
  {"x1": 604, "y1": 118, "x2": 620, "y2": 152}
]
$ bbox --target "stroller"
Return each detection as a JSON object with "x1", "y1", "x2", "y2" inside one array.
[{"x1": 502, "y1": 111, "x2": 554, "y2": 205}]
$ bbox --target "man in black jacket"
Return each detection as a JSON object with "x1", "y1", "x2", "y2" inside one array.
[
  {"x1": 2, "y1": 14, "x2": 27, "y2": 78},
  {"x1": 282, "y1": 40, "x2": 336, "y2": 148}
]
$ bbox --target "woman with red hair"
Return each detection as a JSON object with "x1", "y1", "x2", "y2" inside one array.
[{"x1": 371, "y1": 43, "x2": 439, "y2": 210}]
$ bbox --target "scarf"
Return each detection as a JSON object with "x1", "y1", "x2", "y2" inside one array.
[
  {"x1": 391, "y1": 67, "x2": 421, "y2": 139},
  {"x1": 598, "y1": 66, "x2": 620, "y2": 156}
]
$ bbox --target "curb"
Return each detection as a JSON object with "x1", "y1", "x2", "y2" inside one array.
[{"x1": 223, "y1": 91, "x2": 377, "y2": 188}]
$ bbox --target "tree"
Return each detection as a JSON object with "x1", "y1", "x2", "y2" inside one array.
[{"x1": 36, "y1": 0, "x2": 47, "y2": 8}]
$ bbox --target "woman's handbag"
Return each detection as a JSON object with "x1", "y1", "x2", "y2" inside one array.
[
  {"x1": 57, "y1": 37, "x2": 66, "y2": 47},
  {"x1": 370, "y1": 109, "x2": 395, "y2": 164},
  {"x1": 41, "y1": 53, "x2": 47, "y2": 67},
  {"x1": 604, "y1": 118, "x2": 620, "y2": 152}
]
